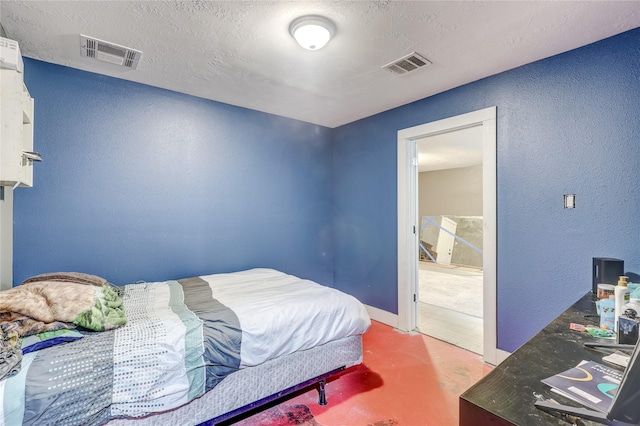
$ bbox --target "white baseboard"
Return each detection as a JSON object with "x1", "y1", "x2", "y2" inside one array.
[
  {"x1": 364, "y1": 304, "x2": 512, "y2": 366},
  {"x1": 364, "y1": 304, "x2": 398, "y2": 328},
  {"x1": 496, "y1": 349, "x2": 511, "y2": 365}
]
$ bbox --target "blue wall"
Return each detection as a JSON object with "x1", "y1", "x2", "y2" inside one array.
[
  {"x1": 17, "y1": 60, "x2": 334, "y2": 286},
  {"x1": 332, "y1": 28, "x2": 640, "y2": 352},
  {"x1": 14, "y1": 28, "x2": 640, "y2": 353}
]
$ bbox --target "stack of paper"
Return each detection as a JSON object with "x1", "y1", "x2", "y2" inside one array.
[{"x1": 602, "y1": 351, "x2": 631, "y2": 368}]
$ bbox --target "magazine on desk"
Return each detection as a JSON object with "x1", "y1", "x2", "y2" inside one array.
[{"x1": 541, "y1": 360, "x2": 623, "y2": 413}]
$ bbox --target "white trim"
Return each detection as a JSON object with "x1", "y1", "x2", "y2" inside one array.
[
  {"x1": 496, "y1": 349, "x2": 511, "y2": 365},
  {"x1": 481, "y1": 112, "x2": 498, "y2": 365},
  {"x1": 364, "y1": 304, "x2": 398, "y2": 328},
  {"x1": 396, "y1": 135, "x2": 418, "y2": 333},
  {"x1": 0, "y1": 188, "x2": 13, "y2": 291},
  {"x1": 397, "y1": 106, "x2": 498, "y2": 365}
]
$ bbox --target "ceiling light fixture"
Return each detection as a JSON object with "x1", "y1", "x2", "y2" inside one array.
[{"x1": 289, "y1": 15, "x2": 336, "y2": 50}]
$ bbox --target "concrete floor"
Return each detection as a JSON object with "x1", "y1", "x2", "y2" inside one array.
[
  {"x1": 417, "y1": 261, "x2": 484, "y2": 355},
  {"x1": 235, "y1": 321, "x2": 493, "y2": 426}
]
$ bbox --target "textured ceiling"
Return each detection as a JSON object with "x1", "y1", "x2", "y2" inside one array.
[{"x1": 1, "y1": 1, "x2": 639, "y2": 128}]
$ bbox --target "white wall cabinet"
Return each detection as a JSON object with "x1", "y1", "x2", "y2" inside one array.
[{"x1": 1, "y1": 69, "x2": 35, "y2": 187}]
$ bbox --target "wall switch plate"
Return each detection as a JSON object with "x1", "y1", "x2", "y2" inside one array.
[{"x1": 564, "y1": 194, "x2": 576, "y2": 209}]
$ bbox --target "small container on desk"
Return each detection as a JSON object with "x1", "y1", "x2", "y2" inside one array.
[{"x1": 618, "y1": 301, "x2": 640, "y2": 345}]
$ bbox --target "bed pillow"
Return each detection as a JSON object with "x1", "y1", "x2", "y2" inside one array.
[{"x1": 21, "y1": 329, "x2": 84, "y2": 354}]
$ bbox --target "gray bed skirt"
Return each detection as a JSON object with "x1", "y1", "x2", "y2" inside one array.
[{"x1": 107, "y1": 334, "x2": 363, "y2": 426}]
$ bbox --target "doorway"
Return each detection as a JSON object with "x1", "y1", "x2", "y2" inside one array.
[
  {"x1": 415, "y1": 128, "x2": 484, "y2": 354},
  {"x1": 397, "y1": 106, "x2": 498, "y2": 365}
]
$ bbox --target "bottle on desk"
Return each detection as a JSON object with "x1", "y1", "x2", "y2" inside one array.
[{"x1": 614, "y1": 275, "x2": 630, "y2": 332}]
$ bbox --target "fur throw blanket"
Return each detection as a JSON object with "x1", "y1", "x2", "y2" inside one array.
[
  {"x1": 0, "y1": 272, "x2": 127, "y2": 381},
  {"x1": 0, "y1": 272, "x2": 127, "y2": 338}
]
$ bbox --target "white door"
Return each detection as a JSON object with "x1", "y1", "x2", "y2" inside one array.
[{"x1": 435, "y1": 217, "x2": 457, "y2": 265}]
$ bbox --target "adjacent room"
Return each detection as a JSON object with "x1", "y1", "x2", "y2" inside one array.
[
  {"x1": 416, "y1": 126, "x2": 485, "y2": 355},
  {"x1": 1, "y1": 1, "x2": 639, "y2": 425}
]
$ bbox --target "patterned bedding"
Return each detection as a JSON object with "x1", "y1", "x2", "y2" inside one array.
[{"x1": 0, "y1": 268, "x2": 371, "y2": 426}]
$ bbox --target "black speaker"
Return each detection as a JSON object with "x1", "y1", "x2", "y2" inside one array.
[{"x1": 593, "y1": 257, "x2": 624, "y2": 294}]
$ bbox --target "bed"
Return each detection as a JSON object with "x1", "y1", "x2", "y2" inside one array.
[{"x1": 0, "y1": 268, "x2": 371, "y2": 425}]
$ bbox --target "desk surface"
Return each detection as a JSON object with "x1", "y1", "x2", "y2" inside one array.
[{"x1": 460, "y1": 293, "x2": 622, "y2": 426}]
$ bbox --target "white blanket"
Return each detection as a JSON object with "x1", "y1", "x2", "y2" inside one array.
[{"x1": 201, "y1": 268, "x2": 371, "y2": 367}]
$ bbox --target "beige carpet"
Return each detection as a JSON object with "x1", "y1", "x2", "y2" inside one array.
[{"x1": 419, "y1": 264, "x2": 483, "y2": 318}]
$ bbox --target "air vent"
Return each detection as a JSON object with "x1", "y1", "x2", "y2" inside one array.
[
  {"x1": 382, "y1": 52, "x2": 431, "y2": 75},
  {"x1": 80, "y1": 35, "x2": 141, "y2": 69}
]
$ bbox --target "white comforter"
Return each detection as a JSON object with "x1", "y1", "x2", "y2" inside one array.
[{"x1": 201, "y1": 268, "x2": 371, "y2": 367}]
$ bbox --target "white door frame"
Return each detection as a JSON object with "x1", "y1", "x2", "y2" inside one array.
[{"x1": 397, "y1": 106, "x2": 501, "y2": 365}]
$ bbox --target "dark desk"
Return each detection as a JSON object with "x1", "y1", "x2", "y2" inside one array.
[{"x1": 460, "y1": 293, "x2": 621, "y2": 426}]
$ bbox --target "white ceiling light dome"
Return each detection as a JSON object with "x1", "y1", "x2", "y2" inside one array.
[{"x1": 289, "y1": 15, "x2": 336, "y2": 50}]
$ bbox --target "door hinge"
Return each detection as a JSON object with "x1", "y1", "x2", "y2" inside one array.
[
  {"x1": 413, "y1": 226, "x2": 416, "y2": 234},
  {"x1": 413, "y1": 294, "x2": 417, "y2": 302}
]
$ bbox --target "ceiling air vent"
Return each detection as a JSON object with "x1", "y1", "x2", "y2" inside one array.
[
  {"x1": 80, "y1": 35, "x2": 142, "y2": 69},
  {"x1": 382, "y1": 52, "x2": 431, "y2": 75}
]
